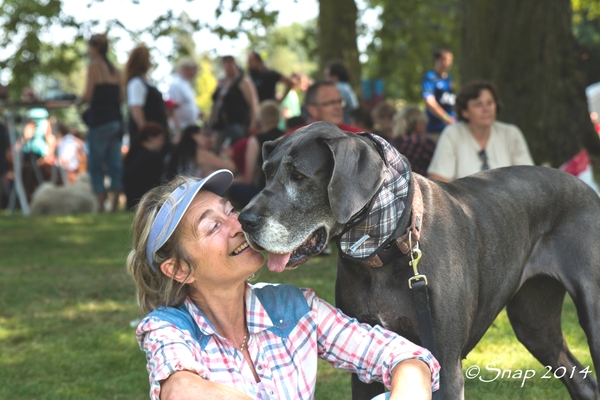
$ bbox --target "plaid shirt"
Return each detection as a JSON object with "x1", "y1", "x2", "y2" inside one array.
[
  {"x1": 393, "y1": 133, "x2": 436, "y2": 176},
  {"x1": 137, "y1": 284, "x2": 440, "y2": 399}
]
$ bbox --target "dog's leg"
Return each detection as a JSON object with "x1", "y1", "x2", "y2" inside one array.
[
  {"x1": 351, "y1": 374, "x2": 385, "y2": 400},
  {"x1": 506, "y1": 276, "x2": 599, "y2": 400},
  {"x1": 568, "y1": 280, "x2": 600, "y2": 399}
]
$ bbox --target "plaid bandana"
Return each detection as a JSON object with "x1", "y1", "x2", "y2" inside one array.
[{"x1": 336, "y1": 133, "x2": 411, "y2": 261}]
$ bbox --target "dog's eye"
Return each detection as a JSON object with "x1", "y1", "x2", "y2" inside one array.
[{"x1": 292, "y1": 172, "x2": 306, "y2": 182}]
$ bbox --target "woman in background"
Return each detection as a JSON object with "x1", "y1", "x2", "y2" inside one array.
[
  {"x1": 392, "y1": 106, "x2": 436, "y2": 176},
  {"x1": 80, "y1": 33, "x2": 123, "y2": 212},
  {"x1": 427, "y1": 80, "x2": 534, "y2": 181},
  {"x1": 123, "y1": 122, "x2": 166, "y2": 210},
  {"x1": 167, "y1": 124, "x2": 236, "y2": 179},
  {"x1": 125, "y1": 45, "x2": 169, "y2": 147}
]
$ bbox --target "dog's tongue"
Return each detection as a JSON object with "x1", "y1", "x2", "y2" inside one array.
[{"x1": 267, "y1": 252, "x2": 292, "y2": 272}]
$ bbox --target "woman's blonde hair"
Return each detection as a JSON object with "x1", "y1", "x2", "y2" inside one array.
[
  {"x1": 393, "y1": 105, "x2": 428, "y2": 138},
  {"x1": 127, "y1": 176, "x2": 198, "y2": 314}
]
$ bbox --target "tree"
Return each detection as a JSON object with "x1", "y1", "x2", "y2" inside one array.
[
  {"x1": 572, "y1": 0, "x2": 600, "y2": 86},
  {"x1": 318, "y1": 0, "x2": 361, "y2": 92},
  {"x1": 461, "y1": 0, "x2": 600, "y2": 166},
  {"x1": 247, "y1": 21, "x2": 318, "y2": 77},
  {"x1": 0, "y1": 0, "x2": 281, "y2": 98},
  {"x1": 364, "y1": 0, "x2": 460, "y2": 102}
]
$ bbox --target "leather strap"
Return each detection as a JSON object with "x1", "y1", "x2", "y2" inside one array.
[
  {"x1": 411, "y1": 278, "x2": 442, "y2": 400},
  {"x1": 397, "y1": 177, "x2": 423, "y2": 254}
]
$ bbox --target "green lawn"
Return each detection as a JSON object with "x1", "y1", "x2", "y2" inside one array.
[{"x1": 0, "y1": 212, "x2": 593, "y2": 399}]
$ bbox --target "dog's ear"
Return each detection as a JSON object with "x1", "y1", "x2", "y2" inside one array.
[
  {"x1": 262, "y1": 135, "x2": 285, "y2": 163},
  {"x1": 324, "y1": 135, "x2": 385, "y2": 224}
]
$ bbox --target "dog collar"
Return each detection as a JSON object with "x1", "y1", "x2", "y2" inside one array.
[{"x1": 336, "y1": 133, "x2": 412, "y2": 265}]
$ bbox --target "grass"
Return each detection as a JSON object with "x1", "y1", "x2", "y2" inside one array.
[{"x1": 0, "y1": 212, "x2": 594, "y2": 399}]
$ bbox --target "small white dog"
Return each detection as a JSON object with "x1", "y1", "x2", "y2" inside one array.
[{"x1": 30, "y1": 173, "x2": 98, "y2": 215}]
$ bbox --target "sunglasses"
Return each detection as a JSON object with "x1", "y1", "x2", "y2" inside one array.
[{"x1": 478, "y1": 149, "x2": 490, "y2": 171}]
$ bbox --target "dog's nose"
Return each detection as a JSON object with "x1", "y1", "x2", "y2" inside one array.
[{"x1": 238, "y1": 210, "x2": 262, "y2": 233}]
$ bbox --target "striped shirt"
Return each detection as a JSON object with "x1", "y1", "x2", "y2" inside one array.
[{"x1": 136, "y1": 283, "x2": 440, "y2": 399}]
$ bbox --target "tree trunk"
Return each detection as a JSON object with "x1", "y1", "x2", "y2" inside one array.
[
  {"x1": 460, "y1": 0, "x2": 600, "y2": 166},
  {"x1": 318, "y1": 0, "x2": 361, "y2": 95}
]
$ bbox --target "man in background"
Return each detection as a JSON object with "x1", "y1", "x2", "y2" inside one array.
[
  {"x1": 286, "y1": 81, "x2": 363, "y2": 134},
  {"x1": 422, "y1": 48, "x2": 456, "y2": 142},
  {"x1": 247, "y1": 51, "x2": 294, "y2": 103}
]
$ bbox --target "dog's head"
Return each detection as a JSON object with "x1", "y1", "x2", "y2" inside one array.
[{"x1": 239, "y1": 121, "x2": 385, "y2": 272}]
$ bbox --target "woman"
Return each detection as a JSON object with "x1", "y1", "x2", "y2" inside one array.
[
  {"x1": 209, "y1": 55, "x2": 258, "y2": 150},
  {"x1": 166, "y1": 124, "x2": 236, "y2": 179},
  {"x1": 80, "y1": 34, "x2": 123, "y2": 212},
  {"x1": 128, "y1": 170, "x2": 440, "y2": 400},
  {"x1": 125, "y1": 45, "x2": 169, "y2": 147},
  {"x1": 427, "y1": 80, "x2": 534, "y2": 181},
  {"x1": 392, "y1": 106, "x2": 436, "y2": 176},
  {"x1": 123, "y1": 122, "x2": 166, "y2": 210}
]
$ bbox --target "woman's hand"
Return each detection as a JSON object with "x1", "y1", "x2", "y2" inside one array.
[
  {"x1": 388, "y1": 359, "x2": 433, "y2": 400},
  {"x1": 160, "y1": 370, "x2": 253, "y2": 400}
]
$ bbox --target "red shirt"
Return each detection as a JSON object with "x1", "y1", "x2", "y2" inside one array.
[{"x1": 284, "y1": 122, "x2": 364, "y2": 136}]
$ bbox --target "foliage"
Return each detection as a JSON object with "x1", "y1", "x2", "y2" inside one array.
[
  {"x1": 246, "y1": 20, "x2": 318, "y2": 77},
  {"x1": 572, "y1": 0, "x2": 600, "y2": 86},
  {"x1": 363, "y1": 0, "x2": 460, "y2": 103},
  {"x1": 0, "y1": 0, "x2": 287, "y2": 99},
  {"x1": 0, "y1": 0, "x2": 92, "y2": 98}
]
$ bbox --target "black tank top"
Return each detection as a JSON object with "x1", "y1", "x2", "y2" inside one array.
[
  {"x1": 212, "y1": 74, "x2": 250, "y2": 129},
  {"x1": 128, "y1": 78, "x2": 169, "y2": 144},
  {"x1": 89, "y1": 83, "x2": 121, "y2": 128}
]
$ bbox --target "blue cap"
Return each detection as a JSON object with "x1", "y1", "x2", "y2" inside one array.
[{"x1": 145, "y1": 169, "x2": 234, "y2": 269}]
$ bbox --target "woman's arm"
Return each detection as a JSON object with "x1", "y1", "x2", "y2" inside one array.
[
  {"x1": 80, "y1": 64, "x2": 99, "y2": 103},
  {"x1": 239, "y1": 77, "x2": 259, "y2": 130},
  {"x1": 160, "y1": 371, "x2": 253, "y2": 400},
  {"x1": 312, "y1": 293, "x2": 439, "y2": 394},
  {"x1": 43, "y1": 120, "x2": 56, "y2": 164},
  {"x1": 239, "y1": 136, "x2": 259, "y2": 185},
  {"x1": 130, "y1": 106, "x2": 146, "y2": 131},
  {"x1": 196, "y1": 148, "x2": 237, "y2": 173},
  {"x1": 389, "y1": 359, "x2": 433, "y2": 400}
]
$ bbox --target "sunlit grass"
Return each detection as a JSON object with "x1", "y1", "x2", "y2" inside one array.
[{"x1": 0, "y1": 212, "x2": 594, "y2": 399}]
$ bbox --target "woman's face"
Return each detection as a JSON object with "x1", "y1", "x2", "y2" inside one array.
[
  {"x1": 192, "y1": 130, "x2": 211, "y2": 149},
  {"x1": 462, "y1": 89, "x2": 497, "y2": 128},
  {"x1": 178, "y1": 191, "x2": 264, "y2": 288},
  {"x1": 222, "y1": 60, "x2": 238, "y2": 78},
  {"x1": 88, "y1": 43, "x2": 99, "y2": 58}
]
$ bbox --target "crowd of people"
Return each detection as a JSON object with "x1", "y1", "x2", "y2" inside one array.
[{"x1": 1, "y1": 36, "x2": 540, "y2": 216}]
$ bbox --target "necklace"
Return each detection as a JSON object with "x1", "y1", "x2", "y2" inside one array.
[{"x1": 239, "y1": 326, "x2": 249, "y2": 352}]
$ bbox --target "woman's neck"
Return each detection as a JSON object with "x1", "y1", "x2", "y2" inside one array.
[
  {"x1": 468, "y1": 122, "x2": 492, "y2": 149},
  {"x1": 189, "y1": 281, "x2": 247, "y2": 340}
]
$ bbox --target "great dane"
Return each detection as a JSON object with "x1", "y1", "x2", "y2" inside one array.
[{"x1": 238, "y1": 121, "x2": 600, "y2": 399}]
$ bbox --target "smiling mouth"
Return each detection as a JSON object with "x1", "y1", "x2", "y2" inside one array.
[{"x1": 231, "y1": 241, "x2": 250, "y2": 256}]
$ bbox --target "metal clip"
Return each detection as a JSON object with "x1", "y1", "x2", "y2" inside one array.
[
  {"x1": 407, "y1": 231, "x2": 428, "y2": 288},
  {"x1": 409, "y1": 247, "x2": 422, "y2": 276},
  {"x1": 408, "y1": 274, "x2": 428, "y2": 289}
]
